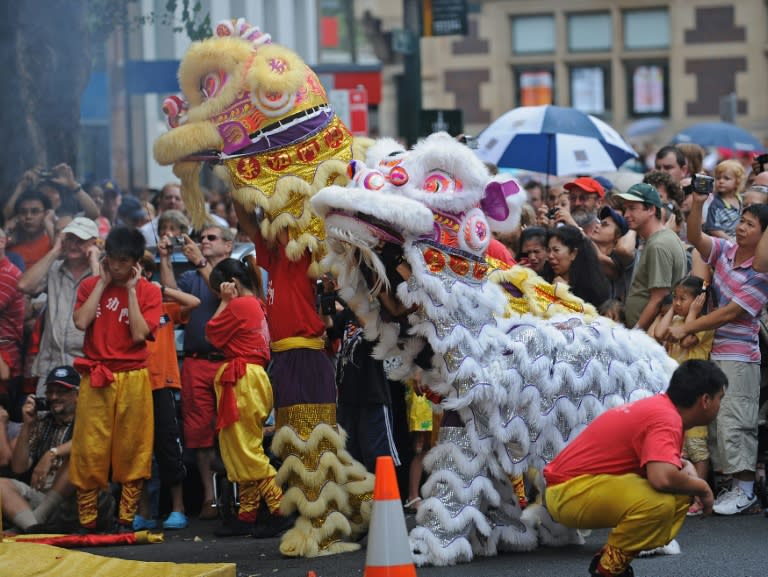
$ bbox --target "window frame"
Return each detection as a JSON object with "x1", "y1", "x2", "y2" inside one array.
[
  {"x1": 623, "y1": 8, "x2": 670, "y2": 51},
  {"x1": 514, "y1": 65, "x2": 556, "y2": 107}
]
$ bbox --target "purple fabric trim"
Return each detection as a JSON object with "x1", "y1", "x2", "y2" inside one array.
[
  {"x1": 270, "y1": 348, "x2": 336, "y2": 408},
  {"x1": 232, "y1": 110, "x2": 334, "y2": 157}
]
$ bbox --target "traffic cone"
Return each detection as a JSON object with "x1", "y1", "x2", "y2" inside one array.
[{"x1": 364, "y1": 456, "x2": 417, "y2": 577}]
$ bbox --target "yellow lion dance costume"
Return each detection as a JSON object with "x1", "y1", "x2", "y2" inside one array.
[{"x1": 154, "y1": 18, "x2": 373, "y2": 557}]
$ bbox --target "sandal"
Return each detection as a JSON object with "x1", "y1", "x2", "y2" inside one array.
[
  {"x1": 687, "y1": 504, "x2": 703, "y2": 516},
  {"x1": 403, "y1": 497, "x2": 422, "y2": 511}
]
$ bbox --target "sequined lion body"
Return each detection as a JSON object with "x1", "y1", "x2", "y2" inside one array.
[
  {"x1": 311, "y1": 133, "x2": 677, "y2": 566},
  {"x1": 154, "y1": 19, "x2": 373, "y2": 557}
]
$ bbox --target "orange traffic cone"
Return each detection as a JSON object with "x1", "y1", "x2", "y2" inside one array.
[{"x1": 364, "y1": 456, "x2": 417, "y2": 577}]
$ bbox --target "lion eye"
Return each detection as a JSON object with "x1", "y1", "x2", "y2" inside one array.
[
  {"x1": 201, "y1": 71, "x2": 225, "y2": 100},
  {"x1": 423, "y1": 172, "x2": 454, "y2": 194}
]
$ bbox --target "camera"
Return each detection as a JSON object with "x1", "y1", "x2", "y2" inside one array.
[
  {"x1": 34, "y1": 396, "x2": 49, "y2": 412},
  {"x1": 36, "y1": 168, "x2": 55, "y2": 181},
  {"x1": 692, "y1": 173, "x2": 714, "y2": 196},
  {"x1": 547, "y1": 207, "x2": 559, "y2": 220},
  {"x1": 171, "y1": 236, "x2": 184, "y2": 247}
]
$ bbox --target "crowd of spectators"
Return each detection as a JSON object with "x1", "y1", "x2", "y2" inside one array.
[{"x1": 2, "y1": 141, "x2": 767, "y2": 538}]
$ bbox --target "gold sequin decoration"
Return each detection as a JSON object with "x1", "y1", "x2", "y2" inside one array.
[{"x1": 276, "y1": 404, "x2": 337, "y2": 437}]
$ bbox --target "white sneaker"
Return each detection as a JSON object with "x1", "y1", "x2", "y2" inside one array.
[{"x1": 712, "y1": 486, "x2": 757, "y2": 515}]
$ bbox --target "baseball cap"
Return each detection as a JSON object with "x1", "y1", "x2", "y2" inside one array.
[
  {"x1": 117, "y1": 196, "x2": 148, "y2": 222},
  {"x1": 62, "y1": 216, "x2": 99, "y2": 240},
  {"x1": 593, "y1": 176, "x2": 615, "y2": 194},
  {"x1": 45, "y1": 366, "x2": 80, "y2": 390},
  {"x1": 563, "y1": 177, "x2": 605, "y2": 198},
  {"x1": 615, "y1": 182, "x2": 663, "y2": 209},
  {"x1": 599, "y1": 205, "x2": 629, "y2": 236}
]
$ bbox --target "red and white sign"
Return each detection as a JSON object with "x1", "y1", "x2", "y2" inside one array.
[{"x1": 330, "y1": 88, "x2": 369, "y2": 136}]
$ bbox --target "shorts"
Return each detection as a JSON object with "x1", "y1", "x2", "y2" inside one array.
[
  {"x1": 180, "y1": 357, "x2": 223, "y2": 449},
  {"x1": 683, "y1": 431, "x2": 709, "y2": 464}
]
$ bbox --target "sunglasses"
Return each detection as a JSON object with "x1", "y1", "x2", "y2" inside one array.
[{"x1": 201, "y1": 234, "x2": 221, "y2": 241}]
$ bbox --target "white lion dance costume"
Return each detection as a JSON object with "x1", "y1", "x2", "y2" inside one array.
[
  {"x1": 154, "y1": 19, "x2": 373, "y2": 557},
  {"x1": 311, "y1": 133, "x2": 677, "y2": 566}
]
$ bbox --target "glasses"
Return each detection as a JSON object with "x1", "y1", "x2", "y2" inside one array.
[
  {"x1": 18, "y1": 207, "x2": 44, "y2": 216},
  {"x1": 202, "y1": 234, "x2": 221, "y2": 241}
]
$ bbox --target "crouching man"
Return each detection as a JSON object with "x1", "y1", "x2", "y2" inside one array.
[
  {"x1": 0, "y1": 366, "x2": 80, "y2": 532},
  {"x1": 544, "y1": 360, "x2": 725, "y2": 577}
]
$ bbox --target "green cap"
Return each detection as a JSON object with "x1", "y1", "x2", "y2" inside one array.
[{"x1": 615, "y1": 183, "x2": 662, "y2": 209}]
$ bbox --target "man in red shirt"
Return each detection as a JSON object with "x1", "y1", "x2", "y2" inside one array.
[
  {"x1": 544, "y1": 360, "x2": 726, "y2": 577},
  {"x1": 70, "y1": 226, "x2": 162, "y2": 530}
]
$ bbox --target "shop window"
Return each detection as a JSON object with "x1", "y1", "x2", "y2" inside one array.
[
  {"x1": 515, "y1": 67, "x2": 555, "y2": 106},
  {"x1": 626, "y1": 61, "x2": 669, "y2": 117},
  {"x1": 570, "y1": 64, "x2": 610, "y2": 116}
]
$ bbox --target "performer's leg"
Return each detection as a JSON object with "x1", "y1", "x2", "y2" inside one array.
[{"x1": 69, "y1": 374, "x2": 115, "y2": 528}]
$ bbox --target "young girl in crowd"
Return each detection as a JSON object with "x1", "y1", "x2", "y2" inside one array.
[
  {"x1": 206, "y1": 258, "x2": 292, "y2": 537},
  {"x1": 704, "y1": 159, "x2": 745, "y2": 240},
  {"x1": 403, "y1": 369, "x2": 433, "y2": 512},
  {"x1": 649, "y1": 275, "x2": 714, "y2": 515}
]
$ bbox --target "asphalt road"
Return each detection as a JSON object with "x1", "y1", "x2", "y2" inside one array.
[{"x1": 78, "y1": 510, "x2": 766, "y2": 577}]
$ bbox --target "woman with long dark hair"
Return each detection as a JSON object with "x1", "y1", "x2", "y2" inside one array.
[
  {"x1": 206, "y1": 258, "x2": 291, "y2": 537},
  {"x1": 546, "y1": 225, "x2": 611, "y2": 308}
]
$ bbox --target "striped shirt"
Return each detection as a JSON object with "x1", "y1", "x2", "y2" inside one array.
[
  {"x1": 707, "y1": 238, "x2": 768, "y2": 362},
  {"x1": 0, "y1": 256, "x2": 24, "y2": 374}
]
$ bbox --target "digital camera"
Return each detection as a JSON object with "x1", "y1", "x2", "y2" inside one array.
[
  {"x1": 547, "y1": 207, "x2": 559, "y2": 220},
  {"x1": 692, "y1": 173, "x2": 714, "y2": 196},
  {"x1": 34, "y1": 396, "x2": 49, "y2": 412}
]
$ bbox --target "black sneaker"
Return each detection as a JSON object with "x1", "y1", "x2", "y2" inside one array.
[
  {"x1": 251, "y1": 512, "x2": 296, "y2": 539},
  {"x1": 214, "y1": 518, "x2": 257, "y2": 537}
]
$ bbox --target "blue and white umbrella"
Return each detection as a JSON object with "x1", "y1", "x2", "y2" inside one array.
[
  {"x1": 476, "y1": 105, "x2": 637, "y2": 178},
  {"x1": 671, "y1": 122, "x2": 764, "y2": 153}
]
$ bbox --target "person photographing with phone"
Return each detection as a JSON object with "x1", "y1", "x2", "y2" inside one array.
[{"x1": 69, "y1": 226, "x2": 162, "y2": 531}]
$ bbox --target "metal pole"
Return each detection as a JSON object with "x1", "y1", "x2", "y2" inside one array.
[{"x1": 401, "y1": 0, "x2": 422, "y2": 146}]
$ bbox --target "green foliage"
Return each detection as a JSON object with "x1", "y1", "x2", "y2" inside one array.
[{"x1": 85, "y1": 0, "x2": 211, "y2": 42}]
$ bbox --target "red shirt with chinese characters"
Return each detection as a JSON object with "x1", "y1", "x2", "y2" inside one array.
[{"x1": 75, "y1": 276, "x2": 162, "y2": 372}]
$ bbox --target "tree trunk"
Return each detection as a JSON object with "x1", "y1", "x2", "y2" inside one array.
[{"x1": 0, "y1": 0, "x2": 91, "y2": 209}]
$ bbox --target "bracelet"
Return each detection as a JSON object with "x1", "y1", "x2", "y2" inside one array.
[
  {"x1": 48, "y1": 447, "x2": 58, "y2": 457},
  {"x1": 195, "y1": 258, "x2": 208, "y2": 268},
  {"x1": 161, "y1": 284, "x2": 166, "y2": 298}
]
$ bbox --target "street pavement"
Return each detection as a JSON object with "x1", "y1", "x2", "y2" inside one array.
[{"x1": 80, "y1": 510, "x2": 766, "y2": 577}]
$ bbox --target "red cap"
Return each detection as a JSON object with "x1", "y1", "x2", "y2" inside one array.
[{"x1": 564, "y1": 177, "x2": 605, "y2": 198}]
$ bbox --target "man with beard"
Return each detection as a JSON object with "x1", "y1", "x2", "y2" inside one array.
[
  {"x1": 0, "y1": 366, "x2": 80, "y2": 532},
  {"x1": 554, "y1": 177, "x2": 605, "y2": 236}
]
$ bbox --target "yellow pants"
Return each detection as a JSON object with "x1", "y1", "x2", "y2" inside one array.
[
  {"x1": 214, "y1": 362, "x2": 277, "y2": 483},
  {"x1": 69, "y1": 368, "x2": 154, "y2": 525},
  {"x1": 546, "y1": 473, "x2": 689, "y2": 554}
]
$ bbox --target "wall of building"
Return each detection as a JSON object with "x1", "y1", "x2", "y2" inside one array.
[{"x1": 374, "y1": 0, "x2": 768, "y2": 145}]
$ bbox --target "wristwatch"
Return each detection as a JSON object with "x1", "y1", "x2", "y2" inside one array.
[{"x1": 195, "y1": 257, "x2": 208, "y2": 268}]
